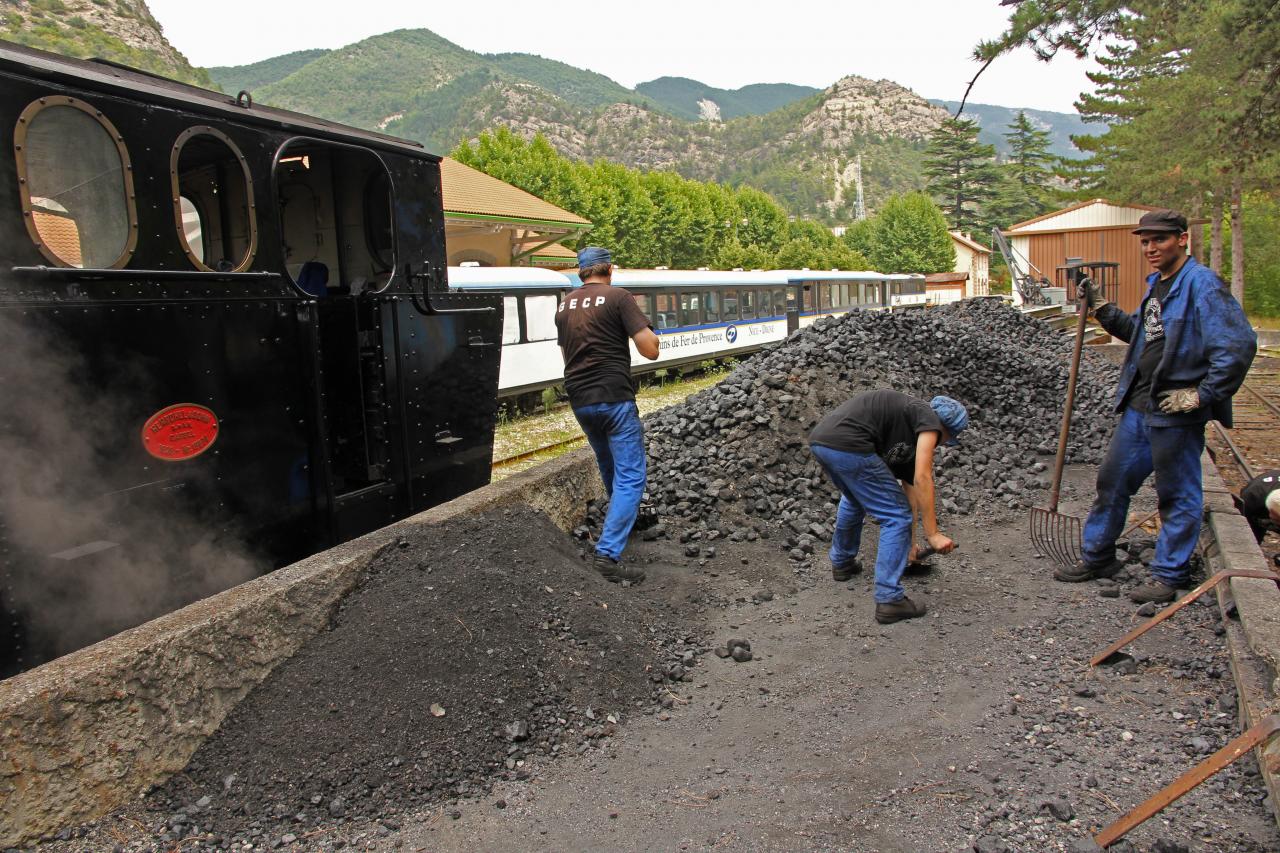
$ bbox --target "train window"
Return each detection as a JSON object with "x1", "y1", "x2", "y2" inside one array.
[
  {"x1": 819, "y1": 285, "x2": 833, "y2": 309},
  {"x1": 656, "y1": 292, "x2": 677, "y2": 330},
  {"x1": 524, "y1": 295, "x2": 558, "y2": 341},
  {"x1": 632, "y1": 291, "x2": 652, "y2": 322},
  {"x1": 15, "y1": 97, "x2": 137, "y2": 269},
  {"x1": 172, "y1": 127, "x2": 256, "y2": 272},
  {"x1": 704, "y1": 291, "x2": 721, "y2": 323},
  {"x1": 759, "y1": 289, "x2": 772, "y2": 317},
  {"x1": 679, "y1": 291, "x2": 701, "y2": 327},
  {"x1": 723, "y1": 289, "x2": 740, "y2": 321},
  {"x1": 741, "y1": 289, "x2": 757, "y2": 319},
  {"x1": 802, "y1": 286, "x2": 814, "y2": 312},
  {"x1": 363, "y1": 171, "x2": 394, "y2": 273},
  {"x1": 502, "y1": 297, "x2": 521, "y2": 344},
  {"x1": 775, "y1": 289, "x2": 787, "y2": 313},
  {"x1": 835, "y1": 284, "x2": 848, "y2": 307},
  {"x1": 276, "y1": 141, "x2": 394, "y2": 294}
]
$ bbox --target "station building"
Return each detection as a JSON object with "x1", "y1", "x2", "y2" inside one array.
[{"x1": 441, "y1": 157, "x2": 590, "y2": 267}]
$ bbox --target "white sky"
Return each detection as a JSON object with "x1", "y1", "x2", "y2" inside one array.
[{"x1": 147, "y1": 0, "x2": 1098, "y2": 114}]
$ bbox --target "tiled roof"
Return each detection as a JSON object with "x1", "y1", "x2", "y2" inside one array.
[
  {"x1": 949, "y1": 231, "x2": 991, "y2": 254},
  {"x1": 926, "y1": 271, "x2": 968, "y2": 284},
  {"x1": 440, "y1": 157, "x2": 590, "y2": 227},
  {"x1": 531, "y1": 242, "x2": 577, "y2": 258},
  {"x1": 32, "y1": 210, "x2": 84, "y2": 267}
]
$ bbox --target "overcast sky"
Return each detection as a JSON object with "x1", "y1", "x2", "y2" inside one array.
[{"x1": 146, "y1": 0, "x2": 1098, "y2": 114}]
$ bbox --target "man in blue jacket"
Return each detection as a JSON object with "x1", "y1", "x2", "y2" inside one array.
[{"x1": 1055, "y1": 209, "x2": 1256, "y2": 603}]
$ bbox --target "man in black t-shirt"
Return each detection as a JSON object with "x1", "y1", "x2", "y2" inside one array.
[
  {"x1": 808, "y1": 390, "x2": 969, "y2": 624},
  {"x1": 555, "y1": 247, "x2": 660, "y2": 583}
]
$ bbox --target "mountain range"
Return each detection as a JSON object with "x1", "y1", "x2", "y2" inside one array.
[{"x1": 4, "y1": 3, "x2": 1102, "y2": 221}]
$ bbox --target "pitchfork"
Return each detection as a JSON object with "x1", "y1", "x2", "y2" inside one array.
[{"x1": 1029, "y1": 285, "x2": 1092, "y2": 566}]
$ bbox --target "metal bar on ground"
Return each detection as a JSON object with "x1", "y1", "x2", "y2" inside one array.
[
  {"x1": 1090, "y1": 570, "x2": 1280, "y2": 667},
  {"x1": 1093, "y1": 715, "x2": 1280, "y2": 848}
]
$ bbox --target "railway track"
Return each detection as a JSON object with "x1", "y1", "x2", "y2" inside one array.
[
  {"x1": 1209, "y1": 353, "x2": 1280, "y2": 486},
  {"x1": 491, "y1": 435, "x2": 586, "y2": 471},
  {"x1": 1207, "y1": 351, "x2": 1280, "y2": 561}
]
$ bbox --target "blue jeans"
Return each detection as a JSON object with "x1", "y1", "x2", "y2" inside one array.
[
  {"x1": 1082, "y1": 406, "x2": 1206, "y2": 585},
  {"x1": 573, "y1": 401, "x2": 646, "y2": 561},
  {"x1": 810, "y1": 445, "x2": 914, "y2": 603}
]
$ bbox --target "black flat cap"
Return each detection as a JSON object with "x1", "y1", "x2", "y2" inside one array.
[{"x1": 1132, "y1": 208, "x2": 1188, "y2": 234}]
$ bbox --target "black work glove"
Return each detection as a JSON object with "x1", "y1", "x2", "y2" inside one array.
[{"x1": 1077, "y1": 276, "x2": 1107, "y2": 310}]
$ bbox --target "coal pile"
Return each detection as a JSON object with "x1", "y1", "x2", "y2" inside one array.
[
  {"x1": 645, "y1": 300, "x2": 1120, "y2": 542},
  {"x1": 147, "y1": 506, "x2": 698, "y2": 848}
]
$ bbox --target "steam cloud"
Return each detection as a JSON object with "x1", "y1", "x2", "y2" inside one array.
[{"x1": 0, "y1": 312, "x2": 263, "y2": 677}]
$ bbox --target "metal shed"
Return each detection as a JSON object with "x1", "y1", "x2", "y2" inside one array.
[{"x1": 1003, "y1": 199, "x2": 1204, "y2": 313}]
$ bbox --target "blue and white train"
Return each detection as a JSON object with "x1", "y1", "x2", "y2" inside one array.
[{"x1": 447, "y1": 267, "x2": 927, "y2": 398}]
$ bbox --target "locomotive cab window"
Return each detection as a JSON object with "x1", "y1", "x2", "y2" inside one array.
[
  {"x1": 275, "y1": 141, "x2": 395, "y2": 296},
  {"x1": 15, "y1": 96, "x2": 137, "y2": 269},
  {"x1": 172, "y1": 127, "x2": 256, "y2": 272}
]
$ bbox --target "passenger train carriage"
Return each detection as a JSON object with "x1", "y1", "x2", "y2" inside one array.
[
  {"x1": 448, "y1": 266, "x2": 926, "y2": 398},
  {"x1": 0, "y1": 43, "x2": 502, "y2": 675}
]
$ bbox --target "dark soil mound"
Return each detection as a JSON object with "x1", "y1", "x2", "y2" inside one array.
[
  {"x1": 644, "y1": 301, "x2": 1119, "y2": 542},
  {"x1": 151, "y1": 506, "x2": 696, "y2": 846}
]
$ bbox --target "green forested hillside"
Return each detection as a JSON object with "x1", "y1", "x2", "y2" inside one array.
[
  {"x1": 208, "y1": 48, "x2": 329, "y2": 95},
  {"x1": 254, "y1": 29, "x2": 484, "y2": 126},
  {"x1": 486, "y1": 53, "x2": 659, "y2": 111},
  {"x1": 928, "y1": 100, "x2": 1105, "y2": 160},
  {"x1": 635, "y1": 76, "x2": 818, "y2": 120}
]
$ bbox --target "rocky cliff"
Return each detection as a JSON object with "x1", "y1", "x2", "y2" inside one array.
[{"x1": 1, "y1": 0, "x2": 210, "y2": 86}]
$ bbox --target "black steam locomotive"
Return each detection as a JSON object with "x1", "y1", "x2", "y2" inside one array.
[{"x1": 0, "y1": 42, "x2": 503, "y2": 676}]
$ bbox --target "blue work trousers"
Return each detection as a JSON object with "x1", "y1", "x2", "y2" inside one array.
[
  {"x1": 1082, "y1": 406, "x2": 1206, "y2": 584},
  {"x1": 810, "y1": 445, "x2": 914, "y2": 603},
  {"x1": 573, "y1": 401, "x2": 646, "y2": 561}
]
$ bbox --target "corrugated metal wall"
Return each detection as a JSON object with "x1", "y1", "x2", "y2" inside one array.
[
  {"x1": 1025, "y1": 227, "x2": 1150, "y2": 312},
  {"x1": 1014, "y1": 201, "x2": 1152, "y2": 233}
]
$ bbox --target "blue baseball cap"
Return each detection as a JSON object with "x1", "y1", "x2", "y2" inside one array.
[
  {"x1": 930, "y1": 396, "x2": 969, "y2": 446},
  {"x1": 577, "y1": 246, "x2": 612, "y2": 268}
]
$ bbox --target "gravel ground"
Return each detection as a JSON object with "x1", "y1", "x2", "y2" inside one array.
[
  {"x1": 30, "y1": 472, "x2": 1279, "y2": 853},
  {"x1": 20, "y1": 304, "x2": 1280, "y2": 852}
]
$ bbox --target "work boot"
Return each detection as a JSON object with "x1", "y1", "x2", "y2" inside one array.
[
  {"x1": 832, "y1": 557, "x2": 864, "y2": 582},
  {"x1": 592, "y1": 554, "x2": 645, "y2": 584},
  {"x1": 1128, "y1": 581, "x2": 1177, "y2": 604},
  {"x1": 874, "y1": 596, "x2": 927, "y2": 624},
  {"x1": 1053, "y1": 558, "x2": 1122, "y2": 583}
]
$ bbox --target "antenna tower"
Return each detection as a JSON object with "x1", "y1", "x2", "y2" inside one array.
[{"x1": 853, "y1": 155, "x2": 867, "y2": 221}]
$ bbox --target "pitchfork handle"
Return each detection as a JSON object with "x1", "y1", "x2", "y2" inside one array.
[{"x1": 1048, "y1": 290, "x2": 1092, "y2": 513}]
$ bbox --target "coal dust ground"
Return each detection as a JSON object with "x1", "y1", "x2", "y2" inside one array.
[{"x1": 33, "y1": 470, "x2": 1280, "y2": 853}]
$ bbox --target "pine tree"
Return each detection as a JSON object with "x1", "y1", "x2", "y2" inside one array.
[
  {"x1": 987, "y1": 112, "x2": 1058, "y2": 229},
  {"x1": 923, "y1": 118, "x2": 1000, "y2": 233}
]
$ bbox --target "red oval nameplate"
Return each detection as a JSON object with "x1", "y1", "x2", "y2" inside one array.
[{"x1": 141, "y1": 403, "x2": 219, "y2": 461}]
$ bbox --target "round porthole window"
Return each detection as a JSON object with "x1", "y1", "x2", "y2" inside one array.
[
  {"x1": 171, "y1": 126, "x2": 257, "y2": 272},
  {"x1": 14, "y1": 96, "x2": 138, "y2": 269}
]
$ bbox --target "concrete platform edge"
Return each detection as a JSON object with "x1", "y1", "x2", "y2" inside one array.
[
  {"x1": 1202, "y1": 453, "x2": 1280, "y2": 827},
  {"x1": 0, "y1": 449, "x2": 603, "y2": 846}
]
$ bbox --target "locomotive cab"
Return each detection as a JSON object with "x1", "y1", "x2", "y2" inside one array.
[{"x1": 0, "y1": 43, "x2": 502, "y2": 676}]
